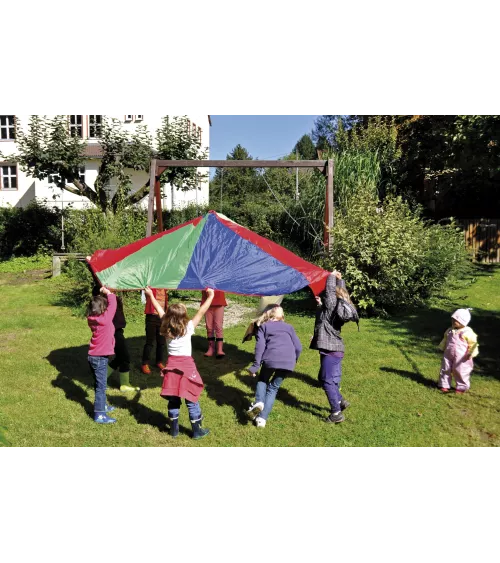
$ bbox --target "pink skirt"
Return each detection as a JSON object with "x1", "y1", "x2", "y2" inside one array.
[{"x1": 160, "y1": 355, "x2": 204, "y2": 402}]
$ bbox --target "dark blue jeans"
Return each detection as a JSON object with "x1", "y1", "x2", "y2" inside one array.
[
  {"x1": 255, "y1": 365, "x2": 291, "y2": 420},
  {"x1": 88, "y1": 355, "x2": 109, "y2": 413},
  {"x1": 318, "y1": 353, "x2": 343, "y2": 413}
]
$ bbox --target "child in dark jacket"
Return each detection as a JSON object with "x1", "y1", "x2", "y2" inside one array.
[
  {"x1": 246, "y1": 306, "x2": 302, "y2": 428},
  {"x1": 310, "y1": 270, "x2": 349, "y2": 424},
  {"x1": 87, "y1": 286, "x2": 117, "y2": 424}
]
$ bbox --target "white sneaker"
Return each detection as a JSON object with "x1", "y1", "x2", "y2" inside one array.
[
  {"x1": 246, "y1": 402, "x2": 264, "y2": 420},
  {"x1": 255, "y1": 417, "x2": 266, "y2": 428}
]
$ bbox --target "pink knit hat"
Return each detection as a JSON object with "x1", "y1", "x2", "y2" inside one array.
[{"x1": 451, "y1": 308, "x2": 472, "y2": 327}]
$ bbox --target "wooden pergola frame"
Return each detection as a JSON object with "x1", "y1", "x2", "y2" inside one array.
[{"x1": 147, "y1": 159, "x2": 334, "y2": 248}]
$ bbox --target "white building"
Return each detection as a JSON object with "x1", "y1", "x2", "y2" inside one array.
[{"x1": 0, "y1": 114, "x2": 210, "y2": 211}]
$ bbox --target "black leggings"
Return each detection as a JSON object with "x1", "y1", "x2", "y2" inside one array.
[
  {"x1": 142, "y1": 314, "x2": 166, "y2": 364},
  {"x1": 109, "y1": 329, "x2": 130, "y2": 373}
]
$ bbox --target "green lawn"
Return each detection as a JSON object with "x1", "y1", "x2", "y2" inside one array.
[{"x1": 1, "y1": 263, "x2": 499, "y2": 447}]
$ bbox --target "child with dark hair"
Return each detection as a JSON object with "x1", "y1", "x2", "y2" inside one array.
[
  {"x1": 107, "y1": 294, "x2": 140, "y2": 393},
  {"x1": 87, "y1": 286, "x2": 117, "y2": 424}
]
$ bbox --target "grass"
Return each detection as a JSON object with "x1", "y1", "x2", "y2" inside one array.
[{"x1": 0, "y1": 260, "x2": 499, "y2": 447}]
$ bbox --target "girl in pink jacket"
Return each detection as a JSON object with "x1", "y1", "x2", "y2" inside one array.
[
  {"x1": 438, "y1": 308, "x2": 478, "y2": 394},
  {"x1": 87, "y1": 286, "x2": 118, "y2": 423}
]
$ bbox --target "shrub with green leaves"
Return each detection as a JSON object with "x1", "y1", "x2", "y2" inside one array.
[
  {"x1": 0, "y1": 200, "x2": 63, "y2": 258},
  {"x1": 322, "y1": 191, "x2": 470, "y2": 313},
  {"x1": 61, "y1": 208, "x2": 148, "y2": 315}
]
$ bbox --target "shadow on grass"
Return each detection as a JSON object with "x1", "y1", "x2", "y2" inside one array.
[
  {"x1": 47, "y1": 333, "x2": 327, "y2": 430},
  {"x1": 374, "y1": 266, "x2": 500, "y2": 383},
  {"x1": 380, "y1": 341, "x2": 438, "y2": 389}
]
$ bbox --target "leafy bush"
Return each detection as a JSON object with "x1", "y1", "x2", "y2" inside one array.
[
  {"x1": 0, "y1": 254, "x2": 51, "y2": 273},
  {"x1": 162, "y1": 203, "x2": 209, "y2": 230},
  {"x1": 321, "y1": 191, "x2": 470, "y2": 313},
  {"x1": 0, "y1": 200, "x2": 63, "y2": 258},
  {"x1": 61, "y1": 208, "x2": 148, "y2": 315}
]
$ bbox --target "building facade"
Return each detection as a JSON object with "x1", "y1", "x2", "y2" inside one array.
[{"x1": 0, "y1": 114, "x2": 210, "y2": 211}]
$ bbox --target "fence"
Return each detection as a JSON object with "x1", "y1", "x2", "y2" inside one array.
[
  {"x1": 462, "y1": 219, "x2": 500, "y2": 263},
  {"x1": 52, "y1": 253, "x2": 86, "y2": 277}
]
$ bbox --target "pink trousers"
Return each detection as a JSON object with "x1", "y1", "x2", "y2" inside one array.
[
  {"x1": 439, "y1": 330, "x2": 473, "y2": 391},
  {"x1": 205, "y1": 306, "x2": 224, "y2": 339}
]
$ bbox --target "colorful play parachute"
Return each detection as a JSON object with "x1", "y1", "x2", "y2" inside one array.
[{"x1": 87, "y1": 211, "x2": 330, "y2": 296}]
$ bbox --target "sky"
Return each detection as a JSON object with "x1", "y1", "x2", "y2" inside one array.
[{"x1": 208, "y1": 115, "x2": 320, "y2": 175}]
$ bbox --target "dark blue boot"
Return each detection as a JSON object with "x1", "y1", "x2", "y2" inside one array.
[
  {"x1": 169, "y1": 416, "x2": 179, "y2": 438},
  {"x1": 191, "y1": 418, "x2": 210, "y2": 440}
]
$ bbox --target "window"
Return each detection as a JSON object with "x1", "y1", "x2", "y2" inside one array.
[
  {"x1": 1, "y1": 164, "x2": 17, "y2": 190},
  {"x1": 69, "y1": 115, "x2": 83, "y2": 137},
  {"x1": 192, "y1": 122, "x2": 197, "y2": 136},
  {"x1": 78, "y1": 166, "x2": 85, "y2": 185},
  {"x1": 135, "y1": 115, "x2": 143, "y2": 121},
  {"x1": 186, "y1": 119, "x2": 191, "y2": 133},
  {"x1": 124, "y1": 115, "x2": 133, "y2": 122},
  {"x1": 54, "y1": 167, "x2": 85, "y2": 186},
  {"x1": 88, "y1": 115, "x2": 102, "y2": 138},
  {"x1": 0, "y1": 115, "x2": 16, "y2": 140},
  {"x1": 197, "y1": 126, "x2": 202, "y2": 142}
]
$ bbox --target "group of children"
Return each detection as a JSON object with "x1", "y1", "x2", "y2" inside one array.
[{"x1": 86, "y1": 271, "x2": 480, "y2": 438}]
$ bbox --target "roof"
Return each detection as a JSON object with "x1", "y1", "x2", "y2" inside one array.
[{"x1": 83, "y1": 144, "x2": 104, "y2": 158}]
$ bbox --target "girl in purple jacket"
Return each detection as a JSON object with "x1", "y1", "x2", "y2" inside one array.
[{"x1": 246, "y1": 306, "x2": 302, "y2": 428}]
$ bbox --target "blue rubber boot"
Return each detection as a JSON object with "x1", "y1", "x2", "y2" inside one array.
[
  {"x1": 94, "y1": 412, "x2": 116, "y2": 424},
  {"x1": 191, "y1": 418, "x2": 210, "y2": 440},
  {"x1": 169, "y1": 416, "x2": 179, "y2": 438}
]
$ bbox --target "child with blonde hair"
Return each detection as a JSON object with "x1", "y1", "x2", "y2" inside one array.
[
  {"x1": 144, "y1": 286, "x2": 214, "y2": 439},
  {"x1": 438, "y1": 308, "x2": 478, "y2": 394},
  {"x1": 246, "y1": 305, "x2": 302, "y2": 428}
]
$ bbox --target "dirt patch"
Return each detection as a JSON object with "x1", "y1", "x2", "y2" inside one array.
[
  {"x1": 0, "y1": 269, "x2": 51, "y2": 286},
  {"x1": 185, "y1": 299, "x2": 255, "y2": 327},
  {"x1": 0, "y1": 332, "x2": 17, "y2": 353}
]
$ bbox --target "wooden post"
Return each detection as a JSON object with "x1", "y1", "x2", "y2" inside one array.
[
  {"x1": 146, "y1": 159, "x2": 156, "y2": 237},
  {"x1": 155, "y1": 171, "x2": 163, "y2": 233},
  {"x1": 323, "y1": 158, "x2": 334, "y2": 250}
]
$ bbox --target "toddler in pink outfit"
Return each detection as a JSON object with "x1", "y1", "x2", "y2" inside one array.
[{"x1": 438, "y1": 308, "x2": 478, "y2": 394}]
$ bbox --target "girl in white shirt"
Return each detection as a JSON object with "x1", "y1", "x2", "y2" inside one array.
[{"x1": 144, "y1": 287, "x2": 215, "y2": 440}]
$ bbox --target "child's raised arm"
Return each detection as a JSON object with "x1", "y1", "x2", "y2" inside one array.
[
  {"x1": 192, "y1": 288, "x2": 215, "y2": 329},
  {"x1": 100, "y1": 286, "x2": 117, "y2": 320},
  {"x1": 144, "y1": 286, "x2": 165, "y2": 317}
]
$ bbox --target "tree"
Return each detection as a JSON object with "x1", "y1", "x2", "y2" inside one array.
[
  {"x1": 394, "y1": 115, "x2": 500, "y2": 217},
  {"x1": 8, "y1": 115, "x2": 207, "y2": 213},
  {"x1": 336, "y1": 116, "x2": 402, "y2": 198},
  {"x1": 209, "y1": 144, "x2": 262, "y2": 207},
  {"x1": 292, "y1": 134, "x2": 317, "y2": 159},
  {"x1": 311, "y1": 115, "x2": 361, "y2": 151}
]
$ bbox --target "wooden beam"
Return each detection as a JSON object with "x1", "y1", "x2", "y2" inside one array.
[
  {"x1": 146, "y1": 159, "x2": 156, "y2": 237},
  {"x1": 324, "y1": 159, "x2": 334, "y2": 249},
  {"x1": 155, "y1": 168, "x2": 164, "y2": 233},
  {"x1": 155, "y1": 159, "x2": 326, "y2": 168}
]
